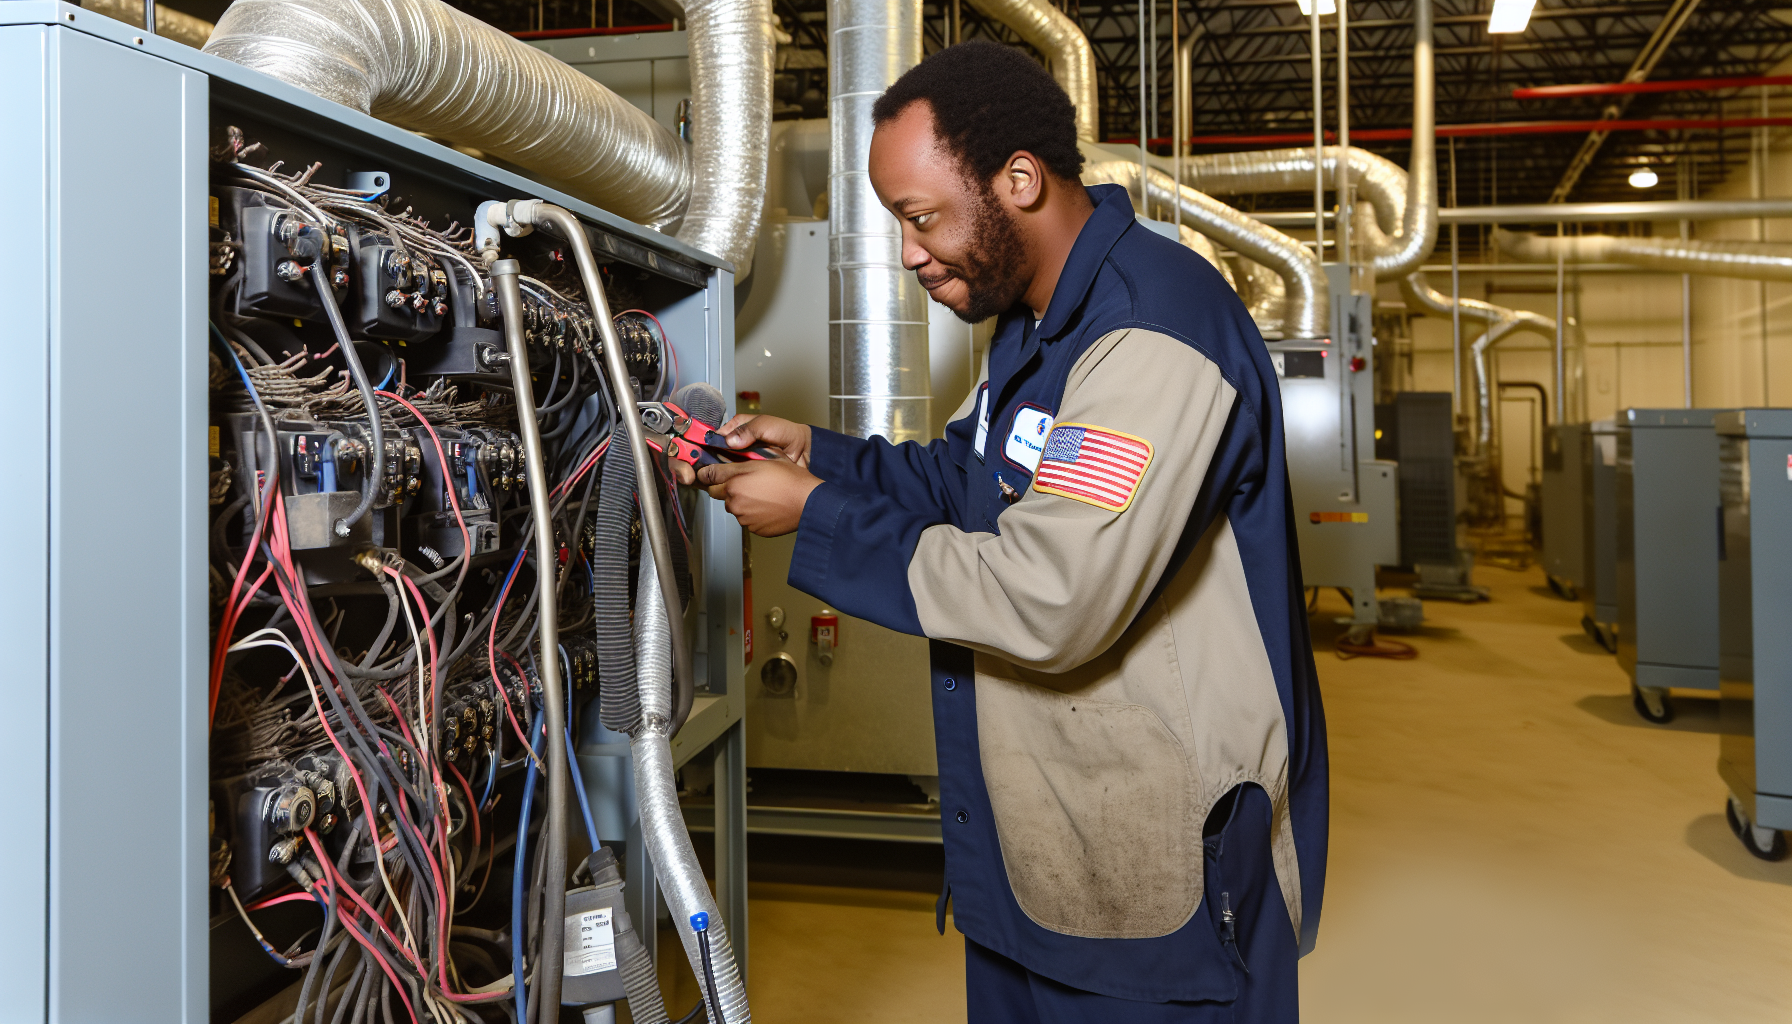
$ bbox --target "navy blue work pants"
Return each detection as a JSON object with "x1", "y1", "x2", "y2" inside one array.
[{"x1": 963, "y1": 784, "x2": 1299, "y2": 1023}]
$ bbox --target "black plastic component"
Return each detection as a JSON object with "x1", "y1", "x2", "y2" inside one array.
[
  {"x1": 220, "y1": 187, "x2": 349, "y2": 320},
  {"x1": 347, "y1": 229, "x2": 444, "y2": 343}
]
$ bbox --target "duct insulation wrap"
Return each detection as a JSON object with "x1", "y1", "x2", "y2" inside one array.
[
  {"x1": 1496, "y1": 229, "x2": 1792, "y2": 282},
  {"x1": 631, "y1": 547, "x2": 751, "y2": 1024},
  {"x1": 204, "y1": 0, "x2": 691, "y2": 229},
  {"x1": 827, "y1": 0, "x2": 930, "y2": 441},
  {"x1": 963, "y1": 0, "x2": 1098, "y2": 141},
  {"x1": 1400, "y1": 272, "x2": 1555, "y2": 454},
  {"x1": 1082, "y1": 152, "x2": 1329, "y2": 339},
  {"x1": 85, "y1": 0, "x2": 214, "y2": 46},
  {"x1": 679, "y1": 0, "x2": 775, "y2": 273}
]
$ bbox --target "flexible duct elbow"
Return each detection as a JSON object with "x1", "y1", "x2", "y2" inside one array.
[
  {"x1": 678, "y1": 0, "x2": 775, "y2": 273},
  {"x1": 1496, "y1": 228, "x2": 1792, "y2": 282},
  {"x1": 963, "y1": 0, "x2": 1098, "y2": 140},
  {"x1": 1083, "y1": 153, "x2": 1329, "y2": 339},
  {"x1": 204, "y1": 0, "x2": 692, "y2": 229},
  {"x1": 1400, "y1": 272, "x2": 1553, "y2": 455}
]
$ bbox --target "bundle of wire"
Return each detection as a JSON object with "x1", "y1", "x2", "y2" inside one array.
[{"x1": 207, "y1": 151, "x2": 692, "y2": 1024}]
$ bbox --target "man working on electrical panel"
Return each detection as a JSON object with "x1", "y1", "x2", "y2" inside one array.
[{"x1": 678, "y1": 42, "x2": 1327, "y2": 1021}]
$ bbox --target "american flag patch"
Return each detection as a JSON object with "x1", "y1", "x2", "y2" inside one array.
[{"x1": 1032, "y1": 422, "x2": 1154, "y2": 512}]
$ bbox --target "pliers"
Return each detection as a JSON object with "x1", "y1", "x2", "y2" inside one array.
[{"x1": 639, "y1": 400, "x2": 783, "y2": 469}]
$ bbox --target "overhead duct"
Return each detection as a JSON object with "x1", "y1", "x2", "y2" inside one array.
[
  {"x1": 964, "y1": 0, "x2": 1098, "y2": 140},
  {"x1": 1174, "y1": 0, "x2": 1436, "y2": 279},
  {"x1": 206, "y1": 0, "x2": 774, "y2": 271},
  {"x1": 677, "y1": 0, "x2": 776, "y2": 274},
  {"x1": 827, "y1": 0, "x2": 931, "y2": 442},
  {"x1": 1401, "y1": 273, "x2": 1555, "y2": 456},
  {"x1": 1083, "y1": 152, "x2": 1329, "y2": 339},
  {"x1": 1496, "y1": 228, "x2": 1792, "y2": 282},
  {"x1": 86, "y1": 0, "x2": 214, "y2": 47}
]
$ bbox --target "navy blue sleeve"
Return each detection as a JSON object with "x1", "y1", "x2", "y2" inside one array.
[
  {"x1": 787, "y1": 480, "x2": 938, "y2": 636},
  {"x1": 808, "y1": 426, "x2": 973, "y2": 523}
]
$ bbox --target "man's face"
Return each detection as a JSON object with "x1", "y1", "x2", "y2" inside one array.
[{"x1": 868, "y1": 102, "x2": 1028, "y2": 324}]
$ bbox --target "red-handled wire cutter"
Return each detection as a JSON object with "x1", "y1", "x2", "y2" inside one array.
[{"x1": 639, "y1": 401, "x2": 783, "y2": 469}]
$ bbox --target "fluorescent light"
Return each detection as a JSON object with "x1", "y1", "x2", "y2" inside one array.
[
  {"x1": 1629, "y1": 168, "x2": 1659, "y2": 188},
  {"x1": 1296, "y1": 0, "x2": 1337, "y2": 16},
  {"x1": 1487, "y1": 0, "x2": 1536, "y2": 34}
]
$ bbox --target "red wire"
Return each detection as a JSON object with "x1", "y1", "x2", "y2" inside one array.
[
  {"x1": 210, "y1": 478, "x2": 278, "y2": 729},
  {"x1": 487, "y1": 551, "x2": 542, "y2": 765},
  {"x1": 375, "y1": 390, "x2": 471, "y2": 587},
  {"x1": 244, "y1": 890, "x2": 320, "y2": 912},
  {"x1": 445, "y1": 760, "x2": 482, "y2": 857}
]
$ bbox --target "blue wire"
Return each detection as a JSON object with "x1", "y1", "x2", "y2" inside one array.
[
  {"x1": 478, "y1": 743, "x2": 499, "y2": 808},
  {"x1": 375, "y1": 348, "x2": 396, "y2": 391},
  {"x1": 564, "y1": 724, "x2": 602, "y2": 852},
  {"x1": 511, "y1": 706, "x2": 543, "y2": 1024}
]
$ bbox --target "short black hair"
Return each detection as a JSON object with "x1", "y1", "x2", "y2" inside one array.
[{"x1": 871, "y1": 40, "x2": 1085, "y2": 186}]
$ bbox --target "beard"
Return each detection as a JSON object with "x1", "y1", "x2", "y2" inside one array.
[{"x1": 943, "y1": 185, "x2": 1028, "y2": 324}]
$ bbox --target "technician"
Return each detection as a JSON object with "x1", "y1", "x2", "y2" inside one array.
[{"x1": 681, "y1": 41, "x2": 1328, "y2": 1022}]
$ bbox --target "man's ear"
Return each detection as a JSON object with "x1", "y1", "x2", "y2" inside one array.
[{"x1": 996, "y1": 152, "x2": 1046, "y2": 210}]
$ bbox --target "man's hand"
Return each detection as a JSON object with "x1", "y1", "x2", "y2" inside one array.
[
  {"x1": 670, "y1": 414, "x2": 813, "y2": 487},
  {"x1": 695, "y1": 459, "x2": 823, "y2": 537}
]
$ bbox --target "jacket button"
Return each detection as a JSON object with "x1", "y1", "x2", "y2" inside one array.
[
  {"x1": 956, "y1": 810, "x2": 968, "y2": 823},
  {"x1": 943, "y1": 677, "x2": 956, "y2": 691}
]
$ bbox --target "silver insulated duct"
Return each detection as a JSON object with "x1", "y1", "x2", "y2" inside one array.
[
  {"x1": 680, "y1": 0, "x2": 776, "y2": 273},
  {"x1": 1496, "y1": 229, "x2": 1792, "y2": 282},
  {"x1": 827, "y1": 0, "x2": 931, "y2": 442},
  {"x1": 964, "y1": 0, "x2": 1098, "y2": 141},
  {"x1": 205, "y1": 0, "x2": 691, "y2": 228},
  {"x1": 1082, "y1": 153, "x2": 1329, "y2": 339},
  {"x1": 1401, "y1": 272, "x2": 1554, "y2": 455}
]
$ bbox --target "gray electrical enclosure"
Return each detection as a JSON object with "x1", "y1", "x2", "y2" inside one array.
[
  {"x1": 1541, "y1": 422, "x2": 1587, "y2": 594},
  {"x1": 1616, "y1": 409, "x2": 1723, "y2": 696},
  {"x1": 0, "y1": 5, "x2": 747, "y2": 1018},
  {"x1": 1581, "y1": 420, "x2": 1619, "y2": 647},
  {"x1": 1717, "y1": 410, "x2": 1792, "y2": 834}
]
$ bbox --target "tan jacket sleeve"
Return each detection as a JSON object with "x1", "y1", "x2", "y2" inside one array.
[{"x1": 907, "y1": 328, "x2": 1239, "y2": 672}]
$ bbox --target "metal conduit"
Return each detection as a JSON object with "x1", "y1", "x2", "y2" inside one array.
[
  {"x1": 964, "y1": 0, "x2": 1097, "y2": 140},
  {"x1": 827, "y1": 0, "x2": 931, "y2": 442},
  {"x1": 1083, "y1": 153, "x2": 1329, "y2": 339},
  {"x1": 1496, "y1": 228, "x2": 1792, "y2": 282}
]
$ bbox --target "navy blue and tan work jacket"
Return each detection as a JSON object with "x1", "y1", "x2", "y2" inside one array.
[{"x1": 787, "y1": 184, "x2": 1327, "y2": 1002}]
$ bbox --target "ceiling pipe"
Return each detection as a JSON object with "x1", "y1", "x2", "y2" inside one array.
[
  {"x1": 1514, "y1": 73, "x2": 1792, "y2": 99},
  {"x1": 1440, "y1": 198, "x2": 1792, "y2": 224},
  {"x1": 1178, "y1": 115, "x2": 1792, "y2": 146},
  {"x1": 1401, "y1": 273, "x2": 1555, "y2": 457},
  {"x1": 1083, "y1": 152, "x2": 1329, "y2": 339},
  {"x1": 963, "y1": 0, "x2": 1098, "y2": 140},
  {"x1": 1496, "y1": 228, "x2": 1792, "y2": 282}
]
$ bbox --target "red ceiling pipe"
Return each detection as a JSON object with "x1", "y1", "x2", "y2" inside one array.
[
  {"x1": 1147, "y1": 116, "x2": 1792, "y2": 147},
  {"x1": 1514, "y1": 75, "x2": 1792, "y2": 99},
  {"x1": 510, "y1": 23, "x2": 674, "y2": 39}
]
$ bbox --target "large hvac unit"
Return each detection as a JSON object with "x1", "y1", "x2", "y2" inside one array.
[
  {"x1": 0, "y1": 7, "x2": 748, "y2": 1019},
  {"x1": 1716, "y1": 410, "x2": 1792, "y2": 861},
  {"x1": 1540, "y1": 422, "x2": 1588, "y2": 598}
]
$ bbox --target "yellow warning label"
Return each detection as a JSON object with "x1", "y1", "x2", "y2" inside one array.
[
  {"x1": 209, "y1": 195, "x2": 219, "y2": 228},
  {"x1": 209, "y1": 425, "x2": 220, "y2": 458},
  {"x1": 1309, "y1": 511, "x2": 1369, "y2": 524}
]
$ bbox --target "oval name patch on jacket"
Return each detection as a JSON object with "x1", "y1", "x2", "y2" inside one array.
[
  {"x1": 1032, "y1": 423, "x2": 1154, "y2": 512},
  {"x1": 1003, "y1": 406, "x2": 1055, "y2": 472}
]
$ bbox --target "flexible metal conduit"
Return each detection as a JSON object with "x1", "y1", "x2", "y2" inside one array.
[
  {"x1": 964, "y1": 0, "x2": 1098, "y2": 141},
  {"x1": 632, "y1": 547, "x2": 751, "y2": 1024},
  {"x1": 1083, "y1": 154, "x2": 1329, "y2": 338},
  {"x1": 1401, "y1": 272, "x2": 1555, "y2": 455},
  {"x1": 1496, "y1": 229, "x2": 1792, "y2": 282},
  {"x1": 205, "y1": 0, "x2": 691, "y2": 230},
  {"x1": 828, "y1": 0, "x2": 931, "y2": 441},
  {"x1": 489, "y1": 258, "x2": 573, "y2": 1014}
]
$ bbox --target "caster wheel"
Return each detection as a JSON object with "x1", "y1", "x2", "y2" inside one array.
[
  {"x1": 1632, "y1": 685, "x2": 1675, "y2": 724},
  {"x1": 1728, "y1": 796, "x2": 1788, "y2": 862}
]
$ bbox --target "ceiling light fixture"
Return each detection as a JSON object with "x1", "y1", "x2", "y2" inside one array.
[
  {"x1": 1296, "y1": 0, "x2": 1337, "y2": 16},
  {"x1": 1629, "y1": 168, "x2": 1660, "y2": 188},
  {"x1": 1488, "y1": 0, "x2": 1536, "y2": 34}
]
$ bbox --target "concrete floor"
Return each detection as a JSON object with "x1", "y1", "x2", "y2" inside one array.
[{"x1": 669, "y1": 563, "x2": 1792, "y2": 1022}]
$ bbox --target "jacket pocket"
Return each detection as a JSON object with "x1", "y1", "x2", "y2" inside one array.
[{"x1": 975, "y1": 670, "x2": 1201, "y2": 939}]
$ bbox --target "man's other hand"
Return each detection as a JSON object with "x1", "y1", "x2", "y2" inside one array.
[
  {"x1": 670, "y1": 414, "x2": 814, "y2": 488},
  {"x1": 695, "y1": 459, "x2": 823, "y2": 537}
]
